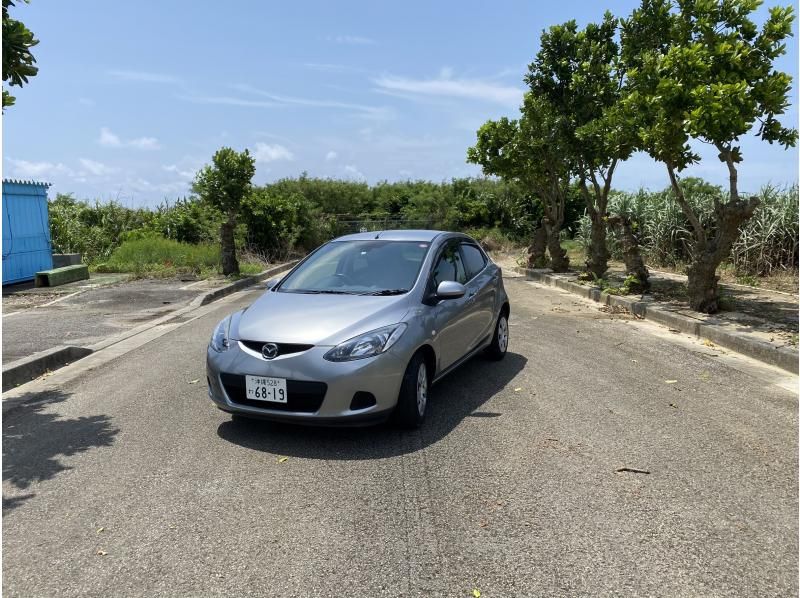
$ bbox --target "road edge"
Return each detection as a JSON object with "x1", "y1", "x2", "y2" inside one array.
[
  {"x1": 514, "y1": 266, "x2": 799, "y2": 375},
  {"x1": 1, "y1": 261, "x2": 299, "y2": 393}
]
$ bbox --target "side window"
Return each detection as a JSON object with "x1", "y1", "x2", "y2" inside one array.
[
  {"x1": 460, "y1": 244, "x2": 487, "y2": 280},
  {"x1": 431, "y1": 243, "x2": 467, "y2": 287}
]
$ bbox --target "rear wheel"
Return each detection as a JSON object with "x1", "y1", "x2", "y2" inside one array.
[
  {"x1": 393, "y1": 352, "x2": 429, "y2": 428},
  {"x1": 485, "y1": 311, "x2": 509, "y2": 361}
]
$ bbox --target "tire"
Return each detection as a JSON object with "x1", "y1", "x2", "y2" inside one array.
[
  {"x1": 393, "y1": 352, "x2": 429, "y2": 429},
  {"x1": 485, "y1": 310, "x2": 509, "y2": 361}
]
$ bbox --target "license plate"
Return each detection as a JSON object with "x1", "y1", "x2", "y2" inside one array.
[{"x1": 245, "y1": 375, "x2": 287, "y2": 403}]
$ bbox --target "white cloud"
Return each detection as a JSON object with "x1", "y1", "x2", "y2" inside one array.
[
  {"x1": 253, "y1": 143, "x2": 294, "y2": 163},
  {"x1": 109, "y1": 70, "x2": 181, "y2": 84},
  {"x1": 373, "y1": 72, "x2": 524, "y2": 107},
  {"x1": 5, "y1": 158, "x2": 73, "y2": 179},
  {"x1": 177, "y1": 95, "x2": 280, "y2": 108},
  {"x1": 325, "y1": 151, "x2": 338, "y2": 161},
  {"x1": 79, "y1": 158, "x2": 116, "y2": 176},
  {"x1": 97, "y1": 127, "x2": 161, "y2": 150},
  {"x1": 129, "y1": 136, "x2": 161, "y2": 150},
  {"x1": 230, "y1": 84, "x2": 394, "y2": 121},
  {"x1": 163, "y1": 164, "x2": 196, "y2": 179},
  {"x1": 327, "y1": 35, "x2": 376, "y2": 45},
  {"x1": 98, "y1": 127, "x2": 122, "y2": 147}
]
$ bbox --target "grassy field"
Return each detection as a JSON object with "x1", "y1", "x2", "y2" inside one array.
[{"x1": 94, "y1": 236, "x2": 267, "y2": 279}]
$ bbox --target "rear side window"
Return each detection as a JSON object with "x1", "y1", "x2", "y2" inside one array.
[{"x1": 460, "y1": 243, "x2": 487, "y2": 279}]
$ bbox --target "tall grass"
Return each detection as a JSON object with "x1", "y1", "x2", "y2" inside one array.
[
  {"x1": 576, "y1": 181, "x2": 799, "y2": 276},
  {"x1": 95, "y1": 235, "x2": 222, "y2": 277}
]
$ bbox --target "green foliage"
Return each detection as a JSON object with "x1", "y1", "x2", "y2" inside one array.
[
  {"x1": 192, "y1": 147, "x2": 256, "y2": 216},
  {"x1": 95, "y1": 234, "x2": 221, "y2": 278},
  {"x1": 241, "y1": 188, "x2": 326, "y2": 261},
  {"x1": 583, "y1": 181, "x2": 799, "y2": 275},
  {"x1": 48, "y1": 194, "x2": 156, "y2": 263},
  {"x1": 149, "y1": 197, "x2": 221, "y2": 244},
  {"x1": 621, "y1": 0, "x2": 797, "y2": 170},
  {"x1": 2, "y1": 0, "x2": 38, "y2": 108}
]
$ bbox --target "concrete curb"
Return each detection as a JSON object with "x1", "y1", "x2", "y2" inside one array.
[
  {"x1": 2, "y1": 346, "x2": 94, "y2": 391},
  {"x1": 194, "y1": 261, "x2": 299, "y2": 307},
  {"x1": 514, "y1": 266, "x2": 799, "y2": 375},
  {"x1": 2, "y1": 261, "x2": 299, "y2": 393}
]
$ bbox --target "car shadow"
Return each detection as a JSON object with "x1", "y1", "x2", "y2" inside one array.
[
  {"x1": 3, "y1": 388, "x2": 119, "y2": 513},
  {"x1": 216, "y1": 351, "x2": 527, "y2": 460}
]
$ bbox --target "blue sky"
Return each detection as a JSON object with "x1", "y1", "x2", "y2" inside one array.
[{"x1": 3, "y1": 0, "x2": 798, "y2": 207}]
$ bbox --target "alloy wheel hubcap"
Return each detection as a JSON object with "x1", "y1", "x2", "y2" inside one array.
[
  {"x1": 416, "y1": 364, "x2": 428, "y2": 416},
  {"x1": 498, "y1": 316, "x2": 508, "y2": 352}
]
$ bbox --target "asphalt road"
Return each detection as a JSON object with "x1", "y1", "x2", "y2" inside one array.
[
  {"x1": 3, "y1": 274, "x2": 797, "y2": 597},
  {"x1": 2, "y1": 278, "x2": 224, "y2": 364}
]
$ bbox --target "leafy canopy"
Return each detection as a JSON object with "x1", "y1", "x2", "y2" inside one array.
[
  {"x1": 621, "y1": 0, "x2": 798, "y2": 170},
  {"x1": 2, "y1": 0, "x2": 39, "y2": 108},
  {"x1": 192, "y1": 147, "x2": 256, "y2": 215}
]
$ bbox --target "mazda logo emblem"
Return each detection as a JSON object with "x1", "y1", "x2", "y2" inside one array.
[{"x1": 261, "y1": 343, "x2": 279, "y2": 360}]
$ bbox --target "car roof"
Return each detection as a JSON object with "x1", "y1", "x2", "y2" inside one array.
[{"x1": 333, "y1": 229, "x2": 448, "y2": 243}]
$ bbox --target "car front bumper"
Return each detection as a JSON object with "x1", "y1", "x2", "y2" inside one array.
[{"x1": 206, "y1": 341, "x2": 406, "y2": 425}]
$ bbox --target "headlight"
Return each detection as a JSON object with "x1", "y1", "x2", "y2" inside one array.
[
  {"x1": 323, "y1": 323, "x2": 407, "y2": 362},
  {"x1": 210, "y1": 316, "x2": 231, "y2": 352}
]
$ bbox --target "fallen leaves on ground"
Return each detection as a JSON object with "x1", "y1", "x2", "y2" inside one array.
[
  {"x1": 513, "y1": 387, "x2": 522, "y2": 392},
  {"x1": 188, "y1": 379, "x2": 199, "y2": 384},
  {"x1": 96, "y1": 527, "x2": 104, "y2": 534},
  {"x1": 665, "y1": 380, "x2": 678, "y2": 384},
  {"x1": 473, "y1": 589, "x2": 482, "y2": 598},
  {"x1": 277, "y1": 456, "x2": 288, "y2": 463}
]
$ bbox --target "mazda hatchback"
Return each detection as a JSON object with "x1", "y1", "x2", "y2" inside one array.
[{"x1": 206, "y1": 230, "x2": 510, "y2": 428}]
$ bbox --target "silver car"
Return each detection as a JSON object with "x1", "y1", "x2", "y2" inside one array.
[{"x1": 206, "y1": 230, "x2": 510, "y2": 428}]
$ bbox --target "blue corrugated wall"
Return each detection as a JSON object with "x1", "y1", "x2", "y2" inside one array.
[{"x1": 2, "y1": 180, "x2": 54, "y2": 285}]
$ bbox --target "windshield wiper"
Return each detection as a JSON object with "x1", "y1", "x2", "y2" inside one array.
[
  {"x1": 358, "y1": 289, "x2": 410, "y2": 296},
  {"x1": 281, "y1": 289, "x2": 358, "y2": 295}
]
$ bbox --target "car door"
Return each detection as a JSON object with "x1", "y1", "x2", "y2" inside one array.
[
  {"x1": 459, "y1": 242, "x2": 496, "y2": 351},
  {"x1": 428, "y1": 241, "x2": 471, "y2": 371}
]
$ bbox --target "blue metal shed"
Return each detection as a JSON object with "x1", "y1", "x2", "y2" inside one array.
[{"x1": 2, "y1": 179, "x2": 54, "y2": 285}]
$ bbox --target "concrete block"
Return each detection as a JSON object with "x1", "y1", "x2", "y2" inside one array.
[
  {"x1": 52, "y1": 254, "x2": 82, "y2": 268},
  {"x1": 35, "y1": 264, "x2": 90, "y2": 287}
]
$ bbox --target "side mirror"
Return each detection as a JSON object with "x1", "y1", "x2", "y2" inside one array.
[
  {"x1": 436, "y1": 280, "x2": 466, "y2": 300},
  {"x1": 264, "y1": 278, "x2": 279, "y2": 290}
]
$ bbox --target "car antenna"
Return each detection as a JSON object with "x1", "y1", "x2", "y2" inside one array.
[{"x1": 374, "y1": 231, "x2": 382, "y2": 239}]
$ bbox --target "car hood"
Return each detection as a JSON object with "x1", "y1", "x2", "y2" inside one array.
[{"x1": 233, "y1": 290, "x2": 411, "y2": 346}]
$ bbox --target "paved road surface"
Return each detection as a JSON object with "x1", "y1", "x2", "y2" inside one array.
[
  {"x1": 2, "y1": 278, "x2": 225, "y2": 364},
  {"x1": 3, "y1": 273, "x2": 797, "y2": 597}
]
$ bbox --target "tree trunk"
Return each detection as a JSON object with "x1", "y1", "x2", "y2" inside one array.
[
  {"x1": 585, "y1": 212, "x2": 609, "y2": 280},
  {"x1": 686, "y1": 256, "x2": 720, "y2": 312},
  {"x1": 543, "y1": 216, "x2": 569, "y2": 272},
  {"x1": 220, "y1": 215, "x2": 239, "y2": 276},
  {"x1": 526, "y1": 224, "x2": 548, "y2": 268},
  {"x1": 608, "y1": 215, "x2": 649, "y2": 292},
  {"x1": 667, "y1": 151, "x2": 758, "y2": 313},
  {"x1": 685, "y1": 198, "x2": 759, "y2": 312}
]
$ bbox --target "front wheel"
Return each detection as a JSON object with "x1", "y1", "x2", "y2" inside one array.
[
  {"x1": 485, "y1": 311, "x2": 509, "y2": 361},
  {"x1": 393, "y1": 353, "x2": 429, "y2": 428}
]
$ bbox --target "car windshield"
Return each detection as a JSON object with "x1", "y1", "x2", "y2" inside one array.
[{"x1": 277, "y1": 240, "x2": 431, "y2": 295}]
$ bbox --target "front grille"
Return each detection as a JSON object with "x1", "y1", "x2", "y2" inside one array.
[
  {"x1": 239, "y1": 341, "x2": 314, "y2": 358},
  {"x1": 220, "y1": 373, "x2": 327, "y2": 413}
]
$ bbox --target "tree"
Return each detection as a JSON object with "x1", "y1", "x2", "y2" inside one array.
[
  {"x1": 621, "y1": 0, "x2": 797, "y2": 312},
  {"x1": 467, "y1": 94, "x2": 573, "y2": 271},
  {"x1": 526, "y1": 13, "x2": 636, "y2": 280},
  {"x1": 2, "y1": 0, "x2": 39, "y2": 109},
  {"x1": 192, "y1": 147, "x2": 256, "y2": 275}
]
